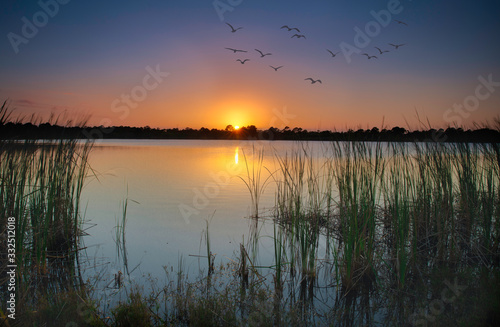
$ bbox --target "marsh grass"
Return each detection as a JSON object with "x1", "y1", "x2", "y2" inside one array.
[
  {"x1": 382, "y1": 142, "x2": 416, "y2": 287},
  {"x1": 239, "y1": 146, "x2": 274, "y2": 218},
  {"x1": 238, "y1": 243, "x2": 249, "y2": 287},
  {"x1": 197, "y1": 213, "x2": 218, "y2": 277},
  {"x1": 47, "y1": 135, "x2": 498, "y2": 326},
  {"x1": 266, "y1": 138, "x2": 499, "y2": 297},
  {"x1": 0, "y1": 102, "x2": 94, "y2": 321},
  {"x1": 272, "y1": 145, "x2": 333, "y2": 288},
  {"x1": 15, "y1": 131, "x2": 490, "y2": 326},
  {"x1": 204, "y1": 218, "x2": 215, "y2": 275},
  {"x1": 330, "y1": 141, "x2": 383, "y2": 290},
  {"x1": 114, "y1": 197, "x2": 128, "y2": 278},
  {"x1": 272, "y1": 222, "x2": 286, "y2": 296}
]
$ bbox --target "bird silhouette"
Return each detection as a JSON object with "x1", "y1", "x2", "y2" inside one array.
[
  {"x1": 225, "y1": 47, "x2": 247, "y2": 53},
  {"x1": 305, "y1": 78, "x2": 322, "y2": 84},
  {"x1": 291, "y1": 34, "x2": 306, "y2": 39},
  {"x1": 269, "y1": 65, "x2": 283, "y2": 71},
  {"x1": 226, "y1": 23, "x2": 243, "y2": 33},
  {"x1": 394, "y1": 20, "x2": 408, "y2": 26},
  {"x1": 327, "y1": 49, "x2": 340, "y2": 57},
  {"x1": 255, "y1": 49, "x2": 272, "y2": 57},
  {"x1": 374, "y1": 47, "x2": 389, "y2": 54},
  {"x1": 389, "y1": 43, "x2": 405, "y2": 49},
  {"x1": 236, "y1": 59, "x2": 250, "y2": 64},
  {"x1": 281, "y1": 25, "x2": 300, "y2": 32},
  {"x1": 362, "y1": 53, "x2": 378, "y2": 59}
]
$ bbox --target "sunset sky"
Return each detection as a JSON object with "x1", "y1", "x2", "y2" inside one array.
[{"x1": 1, "y1": 0, "x2": 499, "y2": 131}]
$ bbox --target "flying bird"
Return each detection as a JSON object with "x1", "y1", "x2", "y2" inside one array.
[
  {"x1": 389, "y1": 43, "x2": 405, "y2": 49},
  {"x1": 255, "y1": 49, "x2": 272, "y2": 57},
  {"x1": 374, "y1": 47, "x2": 389, "y2": 54},
  {"x1": 225, "y1": 47, "x2": 247, "y2": 53},
  {"x1": 394, "y1": 20, "x2": 408, "y2": 26},
  {"x1": 236, "y1": 59, "x2": 250, "y2": 64},
  {"x1": 281, "y1": 25, "x2": 300, "y2": 32},
  {"x1": 362, "y1": 53, "x2": 378, "y2": 59},
  {"x1": 305, "y1": 78, "x2": 322, "y2": 84},
  {"x1": 291, "y1": 34, "x2": 306, "y2": 39},
  {"x1": 269, "y1": 65, "x2": 283, "y2": 71},
  {"x1": 226, "y1": 23, "x2": 243, "y2": 33},
  {"x1": 326, "y1": 49, "x2": 340, "y2": 57}
]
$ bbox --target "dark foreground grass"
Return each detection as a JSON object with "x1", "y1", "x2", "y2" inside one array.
[
  {"x1": 0, "y1": 102, "x2": 95, "y2": 326},
  {"x1": 8, "y1": 263, "x2": 497, "y2": 326}
]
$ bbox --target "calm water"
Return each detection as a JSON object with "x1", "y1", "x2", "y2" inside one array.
[
  {"x1": 75, "y1": 139, "x2": 494, "y2": 325},
  {"x1": 80, "y1": 139, "x2": 330, "y2": 286}
]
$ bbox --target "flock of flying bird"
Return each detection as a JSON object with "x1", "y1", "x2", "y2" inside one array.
[{"x1": 224, "y1": 21, "x2": 407, "y2": 84}]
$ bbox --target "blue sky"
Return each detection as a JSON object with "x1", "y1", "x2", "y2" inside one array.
[{"x1": 1, "y1": 0, "x2": 499, "y2": 130}]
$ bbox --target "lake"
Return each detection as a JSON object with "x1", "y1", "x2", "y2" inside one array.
[
  {"x1": 81, "y1": 139, "x2": 330, "y2": 285},
  {"x1": 74, "y1": 139, "x2": 498, "y2": 325}
]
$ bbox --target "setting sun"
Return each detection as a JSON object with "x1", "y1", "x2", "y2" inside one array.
[{"x1": 234, "y1": 125, "x2": 240, "y2": 130}]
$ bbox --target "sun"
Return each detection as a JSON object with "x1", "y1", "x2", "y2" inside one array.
[{"x1": 234, "y1": 125, "x2": 240, "y2": 130}]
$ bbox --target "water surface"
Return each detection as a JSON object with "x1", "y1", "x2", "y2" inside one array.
[{"x1": 81, "y1": 139, "x2": 327, "y2": 282}]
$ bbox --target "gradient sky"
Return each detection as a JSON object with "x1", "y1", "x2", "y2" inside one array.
[{"x1": 1, "y1": 0, "x2": 499, "y2": 131}]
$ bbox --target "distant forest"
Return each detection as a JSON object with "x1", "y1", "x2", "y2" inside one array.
[{"x1": 1, "y1": 122, "x2": 500, "y2": 143}]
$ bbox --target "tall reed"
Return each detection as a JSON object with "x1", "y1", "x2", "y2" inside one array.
[
  {"x1": 330, "y1": 141, "x2": 383, "y2": 290},
  {"x1": 239, "y1": 146, "x2": 273, "y2": 218},
  {"x1": 272, "y1": 145, "x2": 329, "y2": 284},
  {"x1": 0, "y1": 103, "x2": 93, "y2": 312},
  {"x1": 272, "y1": 223, "x2": 286, "y2": 296},
  {"x1": 202, "y1": 218, "x2": 214, "y2": 275},
  {"x1": 115, "y1": 195, "x2": 138, "y2": 277},
  {"x1": 382, "y1": 142, "x2": 414, "y2": 287}
]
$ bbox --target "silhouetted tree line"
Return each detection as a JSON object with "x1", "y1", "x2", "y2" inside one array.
[{"x1": 1, "y1": 122, "x2": 500, "y2": 143}]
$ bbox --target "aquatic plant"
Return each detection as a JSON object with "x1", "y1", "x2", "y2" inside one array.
[
  {"x1": 330, "y1": 141, "x2": 383, "y2": 290},
  {"x1": 0, "y1": 102, "x2": 93, "y2": 317},
  {"x1": 239, "y1": 145, "x2": 274, "y2": 218}
]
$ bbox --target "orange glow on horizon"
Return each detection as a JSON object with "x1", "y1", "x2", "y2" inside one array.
[{"x1": 201, "y1": 94, "x2": 269, "y2": 130}]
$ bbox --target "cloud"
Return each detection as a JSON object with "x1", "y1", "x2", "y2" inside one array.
[
  {"x1": 13, "y1": 99, "x2": 75, "y2": 112},
  {"x1": 13, "y1": 99, "x2": 51, "y2": 109}
]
